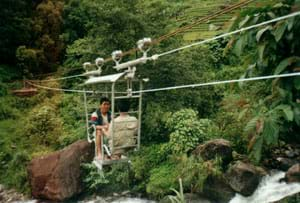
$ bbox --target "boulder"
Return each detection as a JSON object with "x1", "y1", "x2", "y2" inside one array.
[
  {"x1": 285, "y1": 163, "x2": 300, "y2": 183},
  {"x1": 201, "y1": 175, "x2": 235, "y2": 203},
  {"x1": 27, "y1": 140, "x2": 94, "y2": 201},
  {"x1": 193, "y1": 139, "x2": 233, "y2": 165},
  {"x1": 225, "y1": 161, "x2": 266, "y2": 196},
  {"x1": 276, "y1": 157, "x2": 298, "y2": 171}
]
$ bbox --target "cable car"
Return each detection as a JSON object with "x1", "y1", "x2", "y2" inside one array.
[{"x1": 83, "y1": 38, "x2": 152, "y2": 170}]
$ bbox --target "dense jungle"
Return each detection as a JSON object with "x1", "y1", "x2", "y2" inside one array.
[{"x1": 0, "y1": 0, "x2": 300, "y2": 202}]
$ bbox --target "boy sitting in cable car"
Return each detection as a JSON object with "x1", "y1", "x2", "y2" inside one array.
[{"x1": 90, "y1": 97, "x2": 111, "y2": 159}]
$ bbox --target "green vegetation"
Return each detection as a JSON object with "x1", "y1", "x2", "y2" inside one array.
[{"x1": 0, "y1": 0, "x2": 299, "y2": 201}]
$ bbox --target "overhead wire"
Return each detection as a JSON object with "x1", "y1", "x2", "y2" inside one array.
[
  {"x1": 25, "y1": 80, "x2": 126, "y2": 94},
  {"x1": 132, "y1": 72, "x2": 300, "y2": 94},
  {"x1": 27, "y1": 11, "x2": 300, "y2": 94},
  {"x1": 153, "y1": 0, "x2": 255, "y2": 43},
  {"x1": 154, "y1": 11, "x2": 300, "y2": 58},
  {"x1": 25, "y1": 80, "x2": 91, "y2": 93},
  {"x1": 97, "y1": 0, "x2": 256, "y2": 63}
]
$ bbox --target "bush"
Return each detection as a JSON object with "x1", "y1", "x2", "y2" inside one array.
[
  {"x1": 57, "y1": 93, "x2": 86, "y2": 147},
  {"x1": 146, "y1": 161, "x2": 179, "y2": 199},
  {"x1": 81, "y1": 162, "x2": 131, "y2": 194},
  {"x1": 22, "y1": 101, "x2": 62, "y2": 147},
  {"x1": 0, "y1": 97, "x2": 20, "y2": 120},
  {"x1": 0, "y1": 150, "x2": 30, "y2": 193},
  {"x1": 130, "y1": 144, "x2": 170, "y2": 192},
  {"x1": 166, "y1": 109, "x2": 217, "y2": 154},
  {"x1": 177, "y1": 155, "x2": 222, "y2": 193}
]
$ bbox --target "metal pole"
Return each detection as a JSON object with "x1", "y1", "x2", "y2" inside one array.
[
  {"x1": 137, "y1": 81, "x2": 143, "y2": 150},
  {"x1": 83, "y1": 90, "x2": 90, "y2": 142},
  {"x1": 111, "y1": 82, "x2": 115, "y2": 153}
]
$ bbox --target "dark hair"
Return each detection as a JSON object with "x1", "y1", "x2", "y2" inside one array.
[
  {"x1": 118, "y1": 100, "x2": 130, "y2": 112},
  {"x1": 100, "y1": 97, "x2": 110, "y2": 104}
]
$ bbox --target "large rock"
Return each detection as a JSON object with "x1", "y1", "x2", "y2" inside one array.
[
  {"x1": 27, "y1": 140, "x2": 94, "y2": 201},
  {"x1": 225, "y1": 161, "x2": 266, "y2": 196},
  {"x1": 193, "y1": 139, "x2": 233, "y2": 165},
  {"x1": 201, "y1": 175, "x2": 235, "y2": 203},
  {"x1": 285, "y1": 163, "x2": 300, "y2": 183}
]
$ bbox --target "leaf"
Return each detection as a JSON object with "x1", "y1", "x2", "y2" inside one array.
[
  {"x1": 276, "y1": 104, "x2": 294, "y2": 121},
  {"x1": 262, "y1": 118, "x2": 279, "y2": 145},
  {"x1": 294, "y1": 106, "x2": 300, "y2": 125},
  {"x1": 273, "y1": 3, "x2": 284, "y2": 8},
  {"x1": 287, "y1": 17, "x2": 294, "y2": 31},
  {"x1": 256, "y1": 26, "x2": 272, "y2": 42},
  {"x1": 272, "y1": 21, "x2": 287, "y2": 42},
  {"x1": 250, "y1": 135, "x2": 263, "y2": 163},
  {"x1": 274, "y1": 56, "x2": 300, "y2": 74},
  {"x1": 267, "y1": 12, "x2": 276, "y2": 19},
  {"x1": 238, "y1": 73, "x2": 246, "y2": 88},
  {"x1": 258, "y1": 43, "x2": 266, "y2": 62},
  {"x1": 239, "y1": 15, "x2": 250, "y2": 28},
  {"x1": 238, "y1": 108, "x2": 248, "y2": 120},
  {"x1": 294, "y1": 77, "x2": 300, "y2": 90},
  {"x1": 233, "y1": 35, "x2": 246, "y2": 56},
  {"x1": 244, "y1": 116, "x2": 260, "y2": 134}
]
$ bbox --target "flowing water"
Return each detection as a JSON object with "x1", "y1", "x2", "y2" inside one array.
[
  {"x1": 229, "y1": 171, "x2": 300, "y2": 203},
  {"x1": 14, "y1": 197, "x2": 155, "y2": 203},
  {"x1": 12, "y1": 171, "x2": 300, "y2": 203}
]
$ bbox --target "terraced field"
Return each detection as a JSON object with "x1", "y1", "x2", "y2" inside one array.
[{"x1": 170, "y1": 0, "x2": 281, "y2": 41}]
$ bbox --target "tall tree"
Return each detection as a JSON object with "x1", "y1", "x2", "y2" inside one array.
[
  {"x1": 16, "y1": 0, "x2": 64, "y2": 75},
  {"x1": 0, "y1": 0, "x2": 32, "y2": 64}
]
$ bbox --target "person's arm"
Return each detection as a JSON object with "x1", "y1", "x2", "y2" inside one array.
[{"x1": 102, "y1": 122, "x2": 111, "y2": 137}]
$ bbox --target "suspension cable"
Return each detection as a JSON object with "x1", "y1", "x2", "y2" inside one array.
[
  {"x1": 28, "y1": 73, "x2": 86, "y2": 82},
  {"x1": 154, "y1": 11, "x2": 300, "y2": 58},
  {"x1": 132, "y1": 72, "x2": 300, "y2": 94},
  {"x1": 153, "y1": 0, "x2": 255, "y2": 43},
  {"x1": 34, "y1": 0, "x2": 255, "y2": 81},
  {"x1": 101, "y1": 0, "x2": 256, "y2": 63},
  {"x1": 25, "y1": 11, "x2": 300, "y2": 93},
  {"x1": 25, "y1": 80, "x2": 126, "y2": 94},
  {"x1": 25, "y1": 80, "x2": 91, "y2": 93}
]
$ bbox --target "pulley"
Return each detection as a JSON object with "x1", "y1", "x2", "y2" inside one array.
[
  {"x1": 137, "y1": 38, "x2": 152, "y2": 58},
  {"x1": 112, "y1": 50, "x2": 123, "y2": 65}
]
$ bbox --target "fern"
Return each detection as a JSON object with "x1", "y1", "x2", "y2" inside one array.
[
  {"x1": 262, "y1": 117, "x2": 279, "y2": 146},
  {"x1": 244, "y1": 116, "x2": 261, "y2": 134},
  {"x1": 245, "y1": 104, "x2": 284, "y2": 163}
]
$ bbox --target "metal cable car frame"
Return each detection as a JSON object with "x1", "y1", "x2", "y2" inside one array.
[{"x1": 83, "y1": 71, "x2": 145, "y2": 169}]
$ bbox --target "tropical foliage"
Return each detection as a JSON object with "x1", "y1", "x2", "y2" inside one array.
[
  {"x1": 0, "y1": 0, "x2": 299, "y2": 200},
  {"x1": 226, "y1": 0, "x2": 300, "y2": 162}
]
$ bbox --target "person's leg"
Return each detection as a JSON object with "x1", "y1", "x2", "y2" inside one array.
[{"x1": 96, "y1": 129, "x2": 103, "y2": 159}]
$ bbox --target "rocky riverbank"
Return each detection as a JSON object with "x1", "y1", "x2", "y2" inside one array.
[{"x1": 0, "y1": 184, "x2": 29, "y2": 203}]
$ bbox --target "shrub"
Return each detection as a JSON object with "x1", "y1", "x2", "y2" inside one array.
[
  {"x1": 81, "y1": 162, "x2": 131, "y2": 194},
  {"x1": 1, "y1": 150, "x2": 30, "y2": 193},
  {"x1": 131, "y1": 144, "x2": 169, "y2": 184},
  {"x1": 166, "y1": 109, "x2": 216, "y2": 154},
  {"x1": 22, "y1": 101, "x2": 62, "y2": 146},
  {"x1": 146, "y1": 161, "x2": 179, "y2": 199},
  {"x1": 0, "y1": 97, "x2": 20, "y2": 120},
  {"x1": 177, "y1": 155, "x2": 222, "y2": 193}
]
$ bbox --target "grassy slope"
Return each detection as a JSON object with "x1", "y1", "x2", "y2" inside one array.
[{"x1": 167, "y1": 0, "x2": 280, "y2": 41}]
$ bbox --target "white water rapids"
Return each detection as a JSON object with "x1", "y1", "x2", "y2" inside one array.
[{"x1": 229, "y1": 171, "x2": 300, "y2": 203}]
